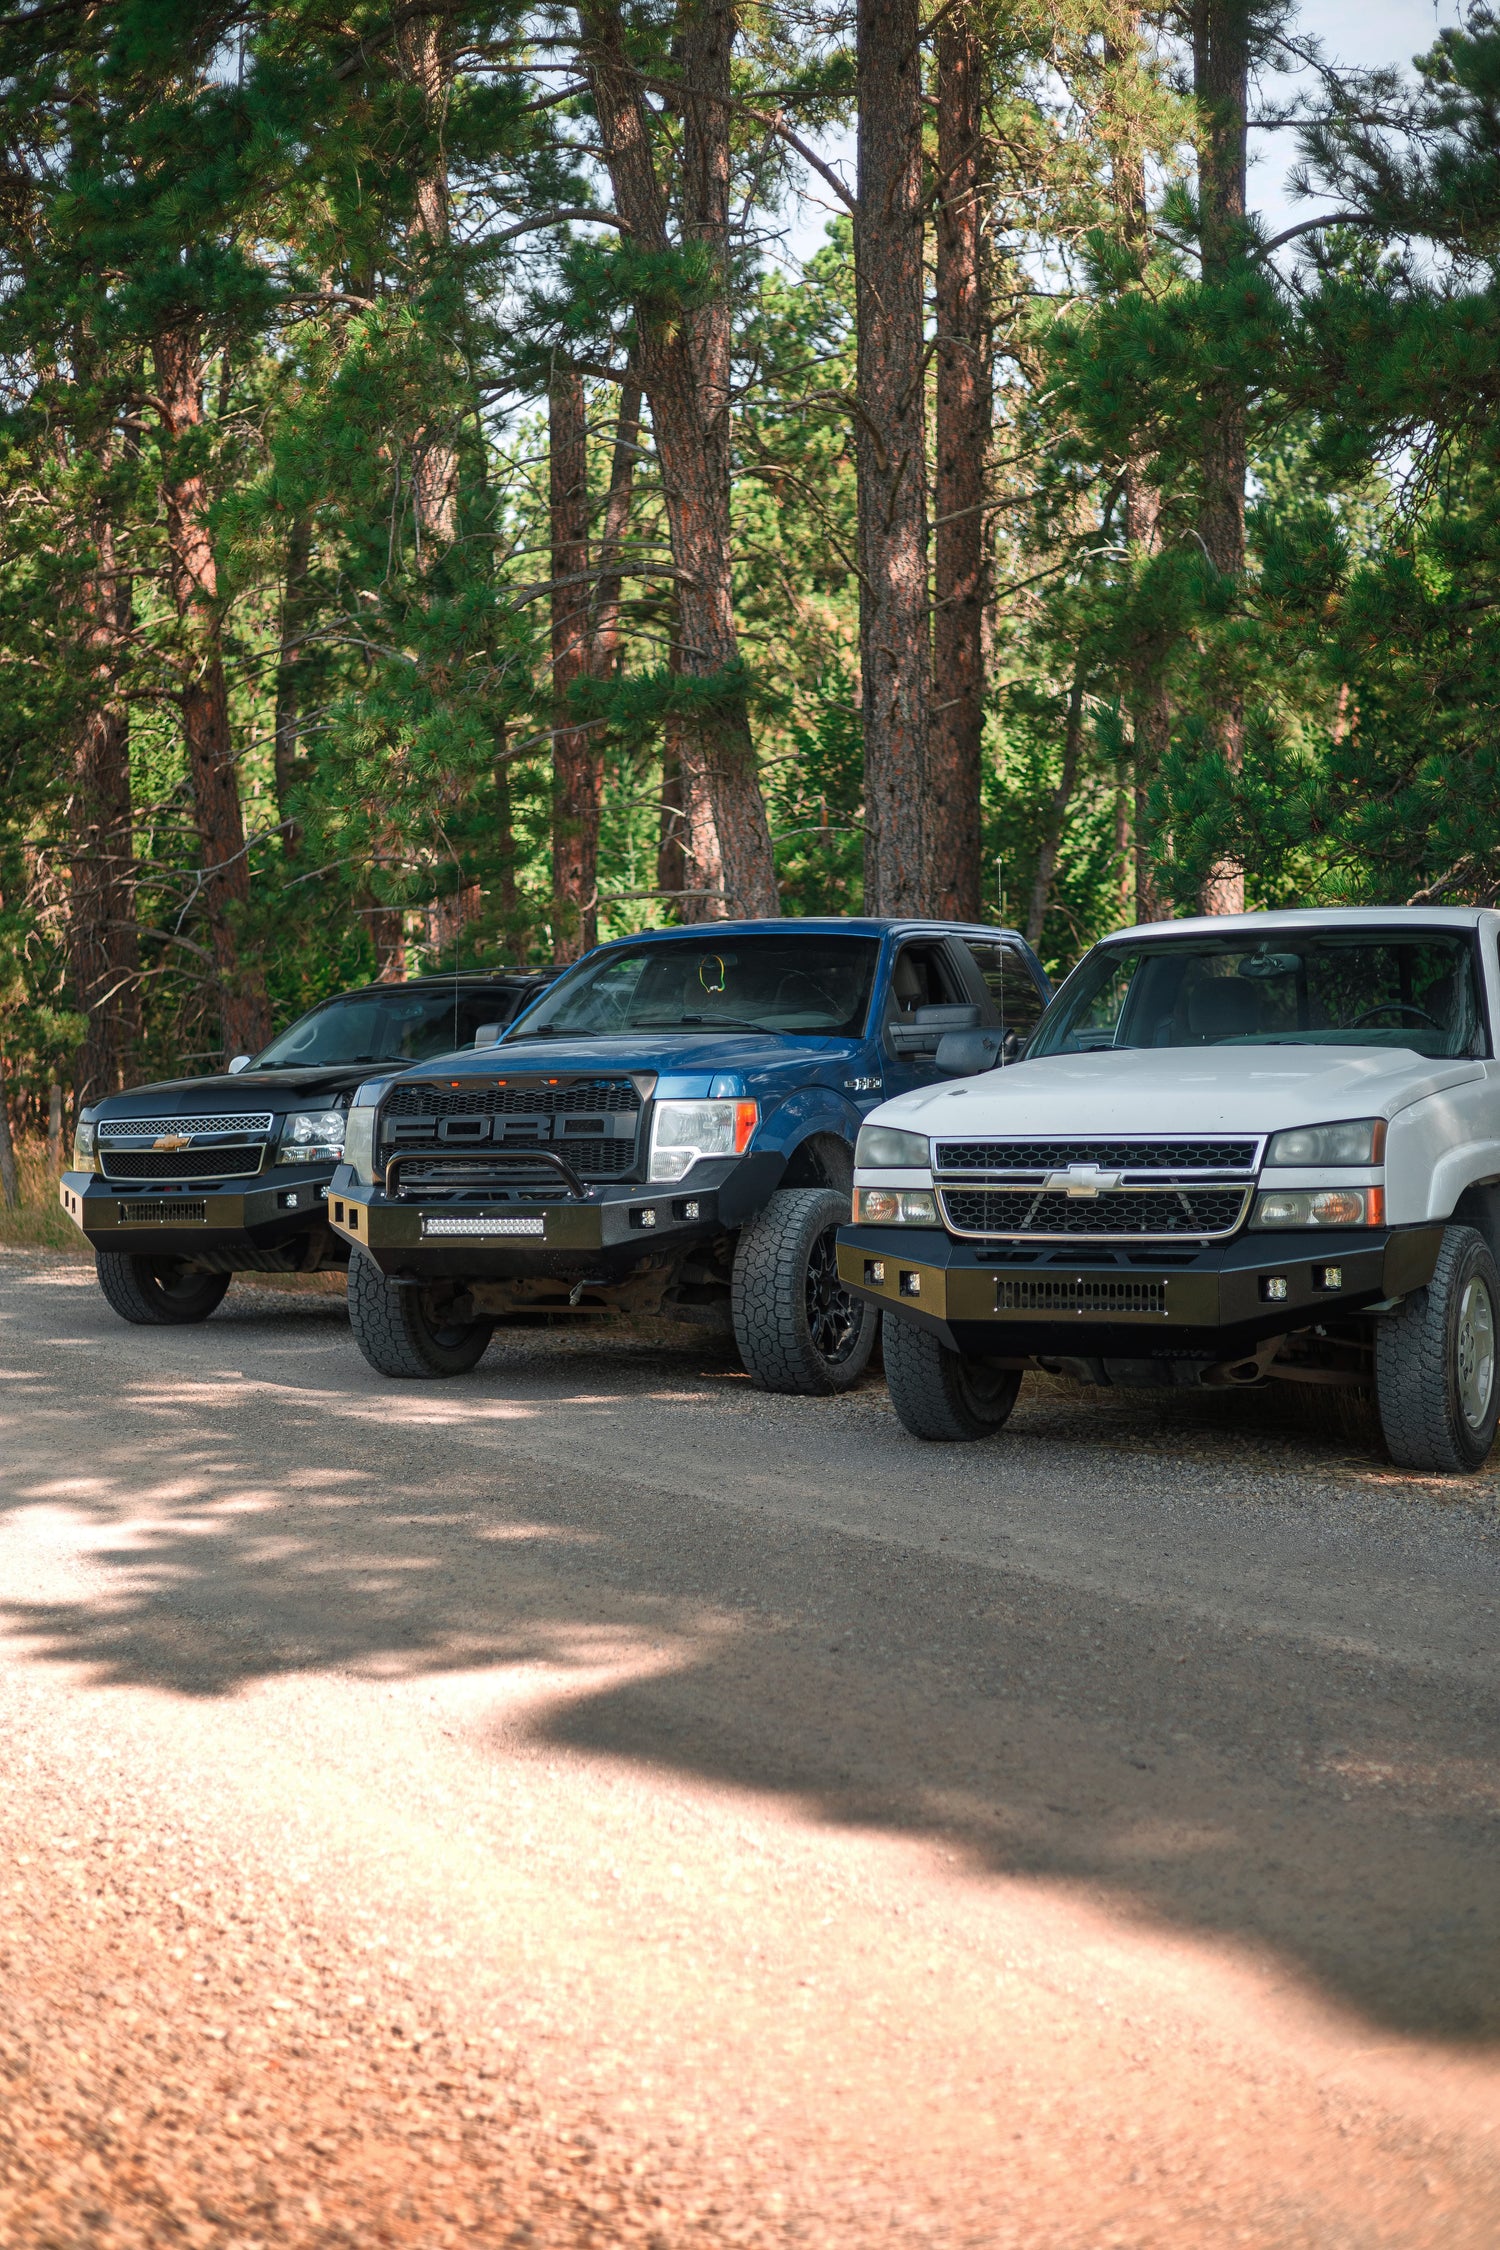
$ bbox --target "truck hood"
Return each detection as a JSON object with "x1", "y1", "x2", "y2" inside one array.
[
  {"x1": 92, "y1": 1064, "x2": 377, "y2": 1120},
  {"x1": 422, "y1": 1029, "x2": 865, "y2": 1094},
  {"x1": 879, "y1": 1045, "x2": 1486, "y2": 1138}
]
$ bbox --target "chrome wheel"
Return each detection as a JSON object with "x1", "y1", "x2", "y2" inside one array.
[
  {"x1": 1455, "y1": 1273, "x2": 1495, "y2": 1430},
  {"x1": 804, "y1": 1224, "x2": 861, "y2": 1365}
]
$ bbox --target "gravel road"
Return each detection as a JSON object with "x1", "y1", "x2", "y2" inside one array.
[{"x1": 1, "y1": 1249, "x2": 1498, "y2": 2248}]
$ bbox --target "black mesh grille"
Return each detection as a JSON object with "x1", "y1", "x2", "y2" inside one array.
[
  {"x1": 997, "y1": 1276, "x2": 1167, "y2": 1315},
  {"x1": 941, "y1": 1187, "x2": 1249, "y2": 1238},
  {"x1": 936, "y1": 1139, "x2": 1257, "y2": 1173},
  {"x1": 381, "y1": 1076, "x2": 643, "y2": 1183},
  {"x1": 384, "y1": 1079, "x2": 639, "y2": 1120},
  {"x1": 103, "y1": 1147, "x2": 263, "y2": 1180},
  {"x1": 114, "y1": 1199, "x2": 207, "y2": 1225}
]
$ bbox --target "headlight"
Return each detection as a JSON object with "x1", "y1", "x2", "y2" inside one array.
[
  {"x1": 343, "y1": 1079, "x2": 393, "y2": 1183},
  {"x1": 855, "y1": 1125, "x2": 930, "y2": 1169},
  {"x1": 854, "y1": 1187, "x2": 938, "y2": 1224},
  {"x1": 278, "y1": 1109, "x2": 345, "y2": 1165},
  {"x1": 648, "y1": 1098, "x2": 758, "y2": 1182},
  {"x1": 73, "y1": 1110, "x2": 98, "y2": 1172},
  {"x1": 1267, "y1": 1118, "x2": 1385, "y2": 1165},
  {"x1": 1251, "y1": 1186, "x2": 1385, "y2": 1228}
]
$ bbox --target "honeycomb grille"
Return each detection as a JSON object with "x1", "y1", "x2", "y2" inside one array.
[
  {"x1": 935, "y1": 1139, "x2": 1258, "y2": 1173},
  {"x1": 941, "y1": 1187, "x2": 1250, "y2": 1239},
  {"x1": 384, "y1": 1080, "x2": 639, "y2": 1119},
  {"x1": 996, "y1": 1276, "x2": 1167, "y2": 1315}
]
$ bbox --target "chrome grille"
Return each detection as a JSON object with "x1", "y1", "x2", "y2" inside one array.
[
  {"x1": 98, "y1": 1112, "x2": 274, "y2": 1141},
  {"x1": 940, "y1": 1187, "x2": 1251, "y2": 1240}
]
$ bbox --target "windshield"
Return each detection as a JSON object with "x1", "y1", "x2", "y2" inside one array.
[
  {"x1": 1030, "y1": 930, "x2": 1486, "y2": 1061},
  {"x1": 248, "y1": 987, "x2": 518, "y2": 1069},
  {"x1": 507, "y1": 935, "x2": 880, "y2": 1040}
]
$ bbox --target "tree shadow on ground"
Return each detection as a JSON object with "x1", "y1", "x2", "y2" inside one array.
[{"x1": 2, "y1": 1274, "x2": 1498, "y2": 2050}]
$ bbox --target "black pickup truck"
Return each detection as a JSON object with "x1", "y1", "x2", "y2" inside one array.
[{"x1": 61, "y1": 970, "x2": 555, "y2": 1324}]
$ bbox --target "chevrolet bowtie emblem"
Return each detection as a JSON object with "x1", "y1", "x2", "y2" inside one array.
[
  {"x1": 153, "y1": 1134, "x2": 191, "y2": 1152},
  {"x1": 1045, "y1": 1163, "x2": 1122, "y2": 1198}
]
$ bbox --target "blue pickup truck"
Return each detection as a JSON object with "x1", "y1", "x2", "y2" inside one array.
[{"x1": 327, "y1": 919, "x2": 1051, "y2": 1388}]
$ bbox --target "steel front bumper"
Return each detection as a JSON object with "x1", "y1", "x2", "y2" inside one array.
[
  {"x1": 326, "y1": 1168, "x2": 727, "y2": 1282},
  {"x1": 837, "y1": 1223, "x2": 1444, "y2": 1361},
  {"x1": 60, "y1": 1169, "x2": 342, "y2": 1268}
]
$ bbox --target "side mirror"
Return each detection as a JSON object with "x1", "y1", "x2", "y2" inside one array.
[
  {"x1": 226, "y1": 1054, "x2": 252, "y2": 1075},
  {"x1": 472, "y1": 1023, "x2": 504, "y2": 1047},
  {"x1": 936, "y1": 1028, "x2": 1007, "y2": 1076}
]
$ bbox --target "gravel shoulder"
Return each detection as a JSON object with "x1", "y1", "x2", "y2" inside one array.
[{"x1": 1, "y1": 1253, "x2": 1498, "y2": 2247}]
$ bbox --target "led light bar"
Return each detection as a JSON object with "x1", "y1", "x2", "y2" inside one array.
[{"x1": 421, "y1": 1214, "x2": 545, "y2": 1238}]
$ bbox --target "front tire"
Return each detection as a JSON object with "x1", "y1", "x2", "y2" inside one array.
[
  {"x1": 94, "y1": 1252, "x2": 231, "y2": 1327},
  {"x1": 346, "y1": 1248, "x2": 493, "y2": 1378},
  {"x1": 1375, "y1": 1223, "x2": 1500, "y2": 1472},
  {"x1": 731, "y1": 1187, "x2": 878, "y2": 1395},
  {"x1": 883, "y1": 1315, "x2": 1022, "y2": 1442}
]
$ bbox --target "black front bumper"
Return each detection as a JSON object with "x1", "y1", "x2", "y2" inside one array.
[
  {"x1": 60, "y1": 1169, "x2": 346, "y2": 1270},
  {"x1": 326, "y1": 1164, "x2": 736, "y2": 1283},
  {"x1": 837, "y1": 1222, "x2": 1444, "y2": 1363}
]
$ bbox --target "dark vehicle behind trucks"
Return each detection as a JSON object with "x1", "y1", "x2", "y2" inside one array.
[
  {"x1": 327, "y1": 919, "x2": 1050, "y2": 1388},
  {"x1": 61, "y1": 971, "x2": 556, "y2": 1325}
]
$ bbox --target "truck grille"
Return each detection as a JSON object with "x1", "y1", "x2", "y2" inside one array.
[
  {"x1": 935, "y1": 1138, "x2": 1258, "y2": 1173},
  {"x1": 381, "y1": 1076, "x2": 646, "y2": 1184},
  {"x1": 941, "y1": 1187, "x2": 1251, "y2": 1239},
  {"x1": 996, "y1": 1276, "x2": 1167, "y2": 1316},
  {"x1": 98, "y1": 1112, "x2": 274, "y2": 1141},
  {"x1": 102, "y1": 1146, "x2": 264, "y2": 1180}
]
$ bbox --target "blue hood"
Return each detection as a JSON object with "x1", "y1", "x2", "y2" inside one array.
[{"x1": 402, "y1": 1029, "x2": 866, "y2": 1098}]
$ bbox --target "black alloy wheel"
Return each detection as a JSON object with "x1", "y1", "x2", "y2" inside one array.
[
  {"x1": 732, "y1": 1186, "x2": 879, "y2": 1395},
  {"x1": 804, "y1": 1219, "x2": 863, "y2": 1366}
]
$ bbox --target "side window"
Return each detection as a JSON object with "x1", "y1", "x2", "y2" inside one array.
[
  {"x1": 962, "y1": 941, "x2": 1046, "y2": 1033},
  {"x1": 885, "y1": 942, "x2": 965, "y2": 1028}
]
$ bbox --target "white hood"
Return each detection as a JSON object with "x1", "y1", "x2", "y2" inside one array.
[{"x1": 878, "y1": 1045, "x2": 1484, "y2": 1138}]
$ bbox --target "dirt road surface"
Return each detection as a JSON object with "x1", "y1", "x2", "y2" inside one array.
[{"x1": 1, "y1": 1250, "x2": 1498, "y2": 2248}]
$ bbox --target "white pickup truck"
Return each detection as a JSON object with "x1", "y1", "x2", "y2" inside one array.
[{"x1": 840, "y1": 907, "x2": 1500, "y2": 1473}]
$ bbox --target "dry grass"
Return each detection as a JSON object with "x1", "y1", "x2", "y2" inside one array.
[{"x1": 0, "y1": 1139, "x2": 88, "y2": 1256}]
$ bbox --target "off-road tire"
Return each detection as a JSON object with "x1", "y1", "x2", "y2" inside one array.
[
  {"x1": 882, "y1": 1315, "x2": 1022, "y2": 1442},
  {"x1": 731, "y1": 1187, "x2": 877, "y2": 1395},
  {"x1": 1375, "y1": 1222, "x2": 1500, "y2": 1472},
  {"x1": 94, "y1": 1252, "x2": 231, "y2": 1327},
  {"x1": 346, "y1": 1248, "x2": 493, "y2": 1379}
]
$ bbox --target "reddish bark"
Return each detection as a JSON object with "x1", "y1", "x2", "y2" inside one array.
[
  {"x1": 927, "y1": 6, "x2": 990, "y2": 922},
  {"x1": 550, "y1": 370, "x2": 597, "y2": 961},
  {"x1": 395, "y1": 12, "x2": 459, "y2": 555},
  {"x1": 1192, "y1": 0, "x2": 1249, "y2": 916},
  {"x1": 1025, "y1": 672, "x2": 1084, "y2": 947},
  {"x1": 855, "y1": 0, "x2": 930, "y2": 914},
  {"x1": 70, "y1": 485, "x2": 141, "y2": 1100},
  {"x1": 152, "y1": 327, "x2": 271, "y2": 1056},
  {"x1": 577, "y1": 0, "x2": 777, "y2": 920},
  {"x1": 590, "y1": 379, "x2": 642, "y2": 677}
]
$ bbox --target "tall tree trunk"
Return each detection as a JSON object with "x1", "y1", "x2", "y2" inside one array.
[
  {"x1": 0, "y1": 1052, "x2": 18, "y2": 1212},
  {"x1": 590, "y1": 378, "x2": 642, "y2": 676},
  {"x1": 1026, "y1": 671, "x2": 1085, "y2": 946},
  {"x1": 1193, "y1": 0, "x2": 1249, "y2": 915},
  {"x1": 70, "y1": 484, "x2": 141, "y2": 1101},
  {"x1": 577, "y1": 0, "x2": 778, "y2": 920},
  {"x1": 927, "y1": 5, "x2": 990, "y2": 921},
  {"x1": 855, "y1": 0, "x2": 930, "y2": 914},
  {"x1": 152, "y1": 326, "x2": 271, "y2": 1057},
  {"x1": 494, "y1": 726, "x2": 525, "y2": 954},
  {"x1": 394, "y1": 11, "x2": 459, "y2": 554},
  {"x1": 550, "y1": 368, "x2": 597, "y2": 961},
  {"x1": 273, "y1": 511, "x2": 311, "y2": 852}
]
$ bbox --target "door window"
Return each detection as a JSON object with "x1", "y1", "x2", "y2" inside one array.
[{"x1": 961, "y1": 941, "x2": 1046, "y2": 1034}]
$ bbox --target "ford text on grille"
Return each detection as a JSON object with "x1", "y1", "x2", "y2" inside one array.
[{"x1": 382, "y1": 1078, "x2": 644, "y2": 1182}]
